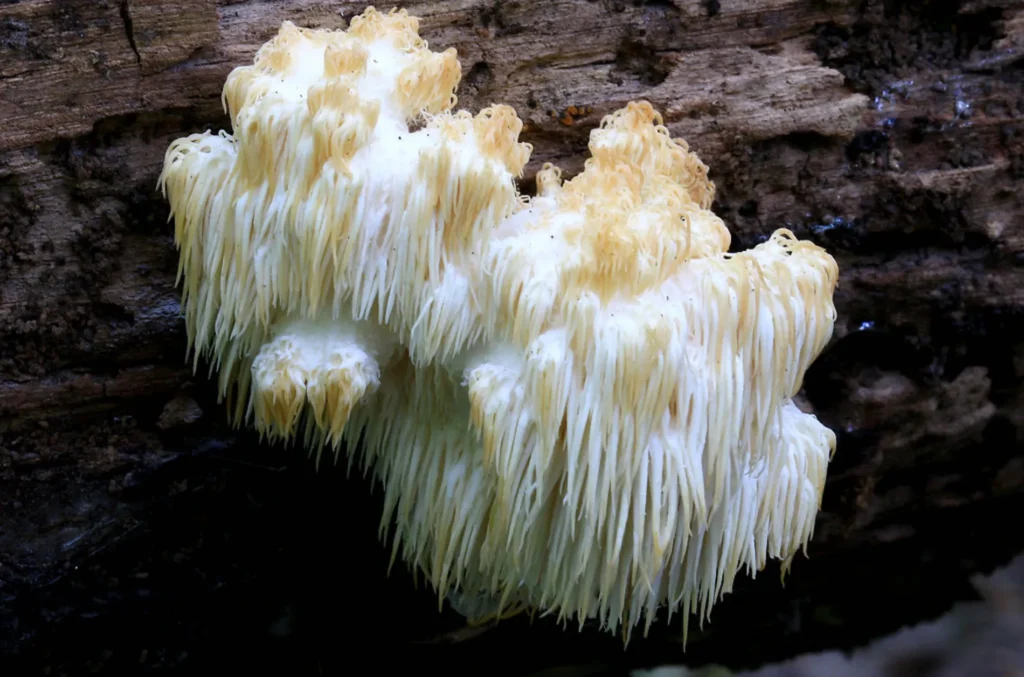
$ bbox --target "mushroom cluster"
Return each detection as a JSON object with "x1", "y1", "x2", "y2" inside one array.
[{"x1": 159, "y1": 7, "x2": 840, "y2": 642}]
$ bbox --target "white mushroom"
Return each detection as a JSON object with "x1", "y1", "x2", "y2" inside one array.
[{"x1": 159, "y1": 6, "x2": 840, "y2": 644}]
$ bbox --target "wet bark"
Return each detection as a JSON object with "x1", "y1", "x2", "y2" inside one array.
[{"x1": 1, "y1": 0, "x2": 1022, "y2": 674}]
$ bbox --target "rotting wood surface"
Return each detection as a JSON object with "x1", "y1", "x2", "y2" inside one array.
[{"x1": 1, "y1": 1, "x2": 1023, "y2": 674}]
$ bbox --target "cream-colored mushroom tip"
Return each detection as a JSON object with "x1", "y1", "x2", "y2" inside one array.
[{"x1": 158, "y1": 6, "x2": 840, "y2": 644}]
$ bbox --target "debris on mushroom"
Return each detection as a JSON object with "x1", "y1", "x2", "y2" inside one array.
[{"x1": 159, "y1": 6, "x2": 840, "y2": 643}]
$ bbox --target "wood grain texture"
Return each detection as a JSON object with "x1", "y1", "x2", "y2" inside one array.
[{"x1": 1, "y1": 0, "x2": 1022, "y2": 673}]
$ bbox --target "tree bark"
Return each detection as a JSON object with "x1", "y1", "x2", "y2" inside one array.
[{"x1": 1, "y1": 0, "x2": 1022, "y2": 674}]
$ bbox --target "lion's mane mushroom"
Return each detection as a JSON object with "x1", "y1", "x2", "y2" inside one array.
[{"x1": 159, "y1": 6, "x2": 840, "y2": 643}]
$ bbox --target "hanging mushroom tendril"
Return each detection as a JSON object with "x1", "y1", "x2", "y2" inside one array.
[{"x1": 159, "y1": 6, "x2": 841, "y2": 645}]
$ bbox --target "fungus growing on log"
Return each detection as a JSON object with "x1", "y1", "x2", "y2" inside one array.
[{"x1": 159, "y1": 6, "x2": 840, "y2": 643}]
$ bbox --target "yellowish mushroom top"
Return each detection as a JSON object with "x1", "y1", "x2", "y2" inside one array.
[{"x1": 159, "y1": 6, "x2": 840, "y2": 644}]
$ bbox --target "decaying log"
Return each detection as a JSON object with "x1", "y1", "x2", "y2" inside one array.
[{"x1": 1, "y1": 0, "x2": 1023, "y2": 674}]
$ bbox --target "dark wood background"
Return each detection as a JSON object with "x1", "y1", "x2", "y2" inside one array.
[{"x1": 1, "y1": 0, "x2": 1022, "y2": 674}]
